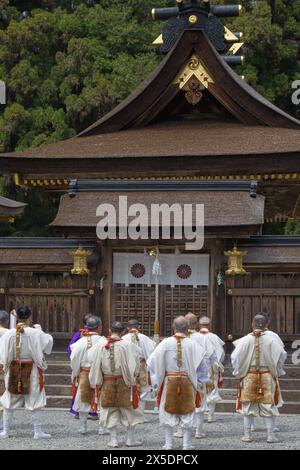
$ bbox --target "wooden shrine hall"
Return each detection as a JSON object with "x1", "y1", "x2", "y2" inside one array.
[{"x1": 0, "y1": 1, "x2": 300, "y2": 346}]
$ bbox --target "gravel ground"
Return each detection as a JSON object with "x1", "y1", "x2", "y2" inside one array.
[{"x1": 0, "y1": 411, "x2": 299, "y2": 450}]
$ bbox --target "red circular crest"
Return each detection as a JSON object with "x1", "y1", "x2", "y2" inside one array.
[
  {"x1": 131, "y1": 263, "x2": 146, "y2": 279},
  {"x1": 177, "y1": 264, "x2": 192, "y2": 280}
]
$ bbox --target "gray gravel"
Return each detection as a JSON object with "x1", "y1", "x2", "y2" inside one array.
[{"x1": 1, "y1": 410, "x2": 299, "y2": 450}]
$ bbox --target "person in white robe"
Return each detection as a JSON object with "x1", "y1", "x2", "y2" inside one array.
[
  {"x1": 89, "y1": 321, "x2": 144, "y2": 448},
  {"x1": 70, "y1": 315, "x2": 107, "y2": 435},
  {"x1": 122, "y1": 319, "x2": 155, "y2": 419},
  {"x1": 9, "y1": 309, "x2": 17, "y2": 330},
  {"x1": 147, "y1": 316, "x2": 210, "y2": 451},
  {"x1": 183, "y1": 313, "x2": 217, "y2": 439},
  {"x1": 0, "y1": 310, "x2": 9, "y2": 431},
  {"x1": 0, "y1": 305, "x2": 53, "y2": 440},
  {"x1": 231, "y1": 314, "x2": 286, "y2": 444},
  {"x1": 254, "y1": 311, "x2": 287, "y2": 433},
  {"x1": 199, "y1": 316, "x2": 225, "y2": 423}
]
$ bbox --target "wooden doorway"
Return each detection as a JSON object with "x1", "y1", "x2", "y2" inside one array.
[{"x1": 112, "y1": 283, "x2": 209, "y2": 337}]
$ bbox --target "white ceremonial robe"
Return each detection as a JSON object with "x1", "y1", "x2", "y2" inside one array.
[
  {"x1": 231, "y1": 332, "x2": 286, "y2": 417},
  {"x1": 199, "y1": 329, "x2": 225, "y2": 406},
  {"x1": 122, "y1": 331, "x2": 155, "y2": 401},
  {"x1": 70, "y1": 334, "x2": 106, "y2": 414},
  {"x1": 189, "y1": 331, "x2": 216, "y2": 413},
  {"x1": 88, "y1": 337, "x2": 144, "y2": 429},
  {"x1": 0, "y1": 325, "x2": 53, "y2": 411},
  {"x1": 0, "y1": 327, "x2": 9, "y2": 413},
  {"x1": 147, "y1": 335, "x2": 210, "y2": 429}
]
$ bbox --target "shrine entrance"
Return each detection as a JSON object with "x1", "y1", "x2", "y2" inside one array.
[{"x1": 111, "y1": 252, "x2": 210, "y2": 337}]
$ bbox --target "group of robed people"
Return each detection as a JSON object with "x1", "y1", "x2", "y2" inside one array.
[{"x1": 0, "y1": 306, "x2": 287, "y2": 449}]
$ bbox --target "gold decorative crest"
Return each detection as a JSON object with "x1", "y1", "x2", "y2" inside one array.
[{"x1": 173, "y1": 54, "x2": 214, "y2": 90}]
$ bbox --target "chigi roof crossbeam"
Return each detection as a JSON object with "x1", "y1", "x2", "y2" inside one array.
[{"x1": 152, "y1": 0, "x2": 244, "y2": 65}]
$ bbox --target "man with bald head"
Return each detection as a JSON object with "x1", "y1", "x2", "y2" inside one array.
[
  {"x1": 70, "y1": 315, "x2": 106, "y2": 435},
  {"x1": 147, "y1": 316, "x2": 210, "y2": 450},
  {"x1": 231, "y1": 314, "x2": 286, "y2": 444},
  {"x1": 89, "y1": 321, "x2": 144, "y2": 448}
]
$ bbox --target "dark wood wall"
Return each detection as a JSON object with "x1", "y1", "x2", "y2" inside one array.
[
  {"x1": 0, "y1": 270, "x2": 98, "y2": 338},
  {"x1": 225, "y1": 271, "x2": 300, "y2": 343}
]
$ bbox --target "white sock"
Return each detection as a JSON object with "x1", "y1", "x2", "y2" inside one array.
[
  {"x1": 108, "y1": 426, "x2": 119, "y2": 447},
  {"x1": 31, "y1": 410, "x2": 51, "y2": 438},
  {"x1": 196, "y1": 413, "x2": 205, "y2": 434},
  {"x1": 0, "y1": 409, "x2": 13, "y2": 437},
  {"x1": 164, "y1": 425, "x2": 173, "y2": 449},
  {"x1": 209, "y1": 403, "x2": 216, "y2": 416},
  {"x1": 265, "y1": 416, "x2": 274, "y2": 434},
  {"x1": 243, "y1": 416, "x2": 252, "y2": 435},
  {"x1": 79, "y1": 412, "x2": 88, "y2": 434},
  {"x1": 183, "y1": 428, "x2": 194, "y2": 450},
  {"x1": 139, "y1": 401, "x2": 146, "y2": 412}
]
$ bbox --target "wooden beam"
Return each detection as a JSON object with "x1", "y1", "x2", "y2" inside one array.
[
  {"x1": 7, "y1": 288, "x2": 89, "y2": 296},
  {"x1": 227, "y1": 288, "x2": 300, "y2": 296}
]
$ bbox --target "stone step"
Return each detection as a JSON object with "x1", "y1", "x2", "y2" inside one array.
[
  {"x1": 47, "y1": 363, "x2": 71, "y2": 374},
  {"x1": 48, "y1": 352, "x2": 69, "y2": 362},
  {"x1": 47, "y1": 396, "x2": 72, "y2": 408},
  {"x1": 45, "y1": 374, "x2": 71, "y2": 385},
  {"x1": 46, "y1": 385, "x2": 72, "y2": 396}
]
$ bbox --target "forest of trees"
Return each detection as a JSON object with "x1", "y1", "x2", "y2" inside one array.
[{"x1": 0, "y1": 0, "x2": 300, "y2": 235}]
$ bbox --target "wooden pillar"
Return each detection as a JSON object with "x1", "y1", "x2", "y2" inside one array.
[
  {"x1": 209, "y1": 239, "x2": 223, "y2": 336},
  {"x1": 102, "y1": 242, "x2": 113, "y2": 336}
]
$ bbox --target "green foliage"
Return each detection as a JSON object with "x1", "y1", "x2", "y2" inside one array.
[
  {"x1": 224, "y1": 0, "x2": 300, "y2": 117},
  {"x1": 285, "y1": 219, "x2": 300, "y2": 235},
  {"x1": 0, "y1": 1, "x2": 164, "y2": 150}
]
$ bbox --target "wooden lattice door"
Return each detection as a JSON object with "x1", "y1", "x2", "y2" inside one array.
[{"x1": 113, "y1": 283, "x2": 209, "y2": 337}]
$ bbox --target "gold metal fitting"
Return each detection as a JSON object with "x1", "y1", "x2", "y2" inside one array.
[{"x1": 189, "y1": 15, "x2": 198, "y2": 24}]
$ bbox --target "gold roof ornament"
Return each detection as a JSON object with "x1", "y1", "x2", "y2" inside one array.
[
  {"x1": 224, "y1": 243, "x2": 247, "y2": 276},
  {"x1": 71, "y1": 246, "x2": 91, "y2": 276},
  {"x1": 174, "y1": 54, "x2": 214, "y2": 90}
]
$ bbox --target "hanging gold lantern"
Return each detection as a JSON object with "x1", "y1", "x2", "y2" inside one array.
[
  {"x1": 224, "y1": 244, "x2": 247, "y2": 276},
  {"x1": 71, "y1": 246, "x2": 91, "y2": 275}
]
